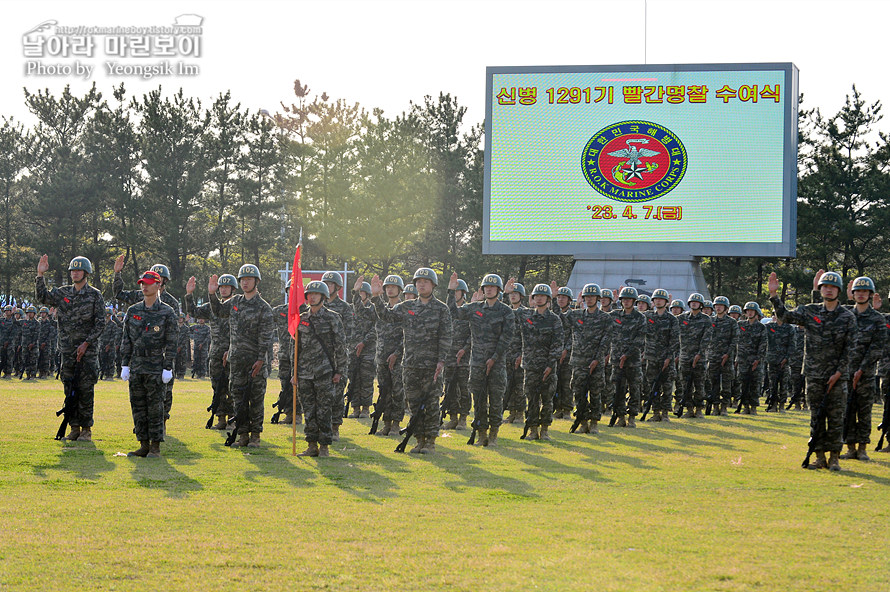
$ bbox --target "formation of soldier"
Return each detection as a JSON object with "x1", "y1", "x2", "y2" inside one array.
[
  {"x1": 19, "y1": 254, "x2": 890, "y2": 471},
  {"x1": 1, "y1": 303, "x2": 59, "y2": 379}
]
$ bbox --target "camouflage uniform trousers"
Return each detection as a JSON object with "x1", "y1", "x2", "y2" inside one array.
[
  {"x1": 164, "y1": 377, "x2": 176, "y2": 420},
  {"x1": 1, "y1": 343, "x2": 15, "y2": 375},
  {"x1": 193, "y1": 349, "x2": 208, "y2": 378},
  {"x1": 175, "y1": 349, "x2": 189, "y2": 378},
  {"x1": 610, "y1": 359, "x2": 643, "y2": 416},
  {"x1": 209, "y1": 350, "x2": 234, "y2": 417},
  {"x1": 402, "y1": 366, "x2": 443, "y2": 439},
  {"x1": 806, "y1": 376, "x2": 848, "y2": 453},
  {"x1": 571, "y1": 365, "x2": 606, "y2": 422},
  {"x1": 129, "y1": 373, "x2": 166, "y2": 442},
  {"x1": 38, "y1": 345, "x2": 53, "y2": 376},
  {"x1": 845, "y1": 374, "x2": 875, "y2": 445},
  {"x1": 504, "y1": 362, "x2": 525, "y2": 414},
  {"x1": 59, "y1": 352, "x2": 99, "y2": 428},
  {"x1": 524, "y1": 369, "x2": 557, "y2": 428},
  {"x1": 332, "y1": 359, "x2": 349, "y2": 428},
  {"x1": 677, "y1": 357, "x2": 707, "y2": 408},
  {"x1": 348, "y1": 354, "x2": 376, "y2": 409},
  {"x1": 442, "y1": 365, "x2": 470, "y2": 417},
  {"x1": 706, "y1": 357, "x2": 735, "y2": 407},
  {"x1": 21, "y1": 345, "x2": 39, "y2": 377},
  {"x1": 300, "y1": 374, "x2": 335, "y2": 445},
  {"x1": 767, "y1": 362, "x2": 792, "y2": 406},
  {"x1": 643, "y1": 359, "x2": 675, "y2": 413},
  {"x1": 469, "y1": 363, "x2": 507, "y2": 429},
  {"x1": 100, "y1": 346, "x2": 116, "y2": 377},
  {"x1": 273, "y1": 357, "x2": 302, "y2": 416},
  {"x1": 734, "y1": 364, "x2": 763, "y2": 409},
  {"x1": 376, "y1": 361, "x2": 405, "y2": 423},
  {"x1": 554, "y1": 359, "x2": 574, "y2": 414},
  {"x1": 228, "y1": 356, "x2": 267, "y2": 435}
]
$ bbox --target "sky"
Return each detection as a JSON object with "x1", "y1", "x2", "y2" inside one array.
[{"x1": 2, "y1": 0, "x2": 889, "y2": 128}]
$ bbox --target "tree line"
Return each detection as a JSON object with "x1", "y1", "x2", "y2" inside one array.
[{"x1": 0, "y1": 82, "x2": 886, "y2": 307}]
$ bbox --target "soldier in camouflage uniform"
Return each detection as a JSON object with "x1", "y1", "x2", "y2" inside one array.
[
  {"x1": 120, "y1": 270, "x2": 178, "y2": 458},
  {"x1": 35, "y1": 255, "x2": 105, "y2": 441},
  {"x1": 208, "y1": 265, "x2": 275, "y2": 448},
  {"x1": 113, "y1": 256, "x2": 181, "y2": 420},
  {"x1": 447, "y1": 273, "x2": 514, "y2": 446},
  {"x1": 404, "y1": 284, "x2": 418, "y2": 300},
  {"x1": 174, "y1": 314, "x2": 190, "y2": 379},
  {"x1": 599, "y1": 289, "x2": 614, "y2": 314},
  {"x1": 186, "y1": 273, "x2": 237, "y2": 429},
  {"x1": 706, "y1": 296, "x2": 739, "y2": 415},
  {"x1": 769, "y1": 270, "x2": 857, "y2": 471},
  {"x1": 502, "y1": 283, "x2": 527, "y2": 423},
  {"x1": 1, "y1": 305, "x2": 20, "y2": 378},
  {"x1": 643, "y1": 289, "x2": 679, "y2": 422},
  {"x1": 370, "y1": 268, "x2": 453, "y2": 454},
  {"x1": 271, "y1": 279, "x2": 303, "y2": 425},
  {"x1": 371, "y1": 275, "x2": 406, "y2": 437},
  {"x1": 441, "y1": 278, "x2": 471, "y2": 430},
  {"x1": 191, "y1": 318, "x2": 211, "y2": 378},
  {"x1": 728, "y1": 305, "x2": 742, "y2": 322},
  {"x1": 566, "y1": 283, "x2": 612, "y2": 433},
  {"x1": 764, "y1": 315, "x2": 794, "y2": 412},
  {"x1": 788, "y1": 324, "x2": 806, "y2": 409},
  {"x1": 702, "y1": 300, "x2": 714, "y2": 317},
  {"x1": 295, "y1": 281, "x2": 348, "y2": 457},
  {"x1": 505, "y1": 282, "x2": 563, "y2": 441},
  {"x1": 551, "y1": 285, "x2": 574, "y2": 419},
  {"x1": 347, "y1": 279, "x2": 377, "y2": 418},
  {"x1": 734, "y1": 302, "x2": 767, "y2": 414},
  {"x1": 607, "y1": 287, "x2": 646, "y2": 427},
  {"x1": 19, "y1": 306, "x2": 41, "y2": 380},
  {"x1": 321, "y1": 271, "x2": 354, "y2": 440},
  {"x1": 37, "y1": 307, "x2": 56, "y2": 378},
  {"x1": 676, "y1": 293, "x2": 713, "y2": 418},
  {"x1": 98, "y1": 309, "x2": 118, "y2": 379},
  {"x1": 834, "y1": 277, "x2": 885, "y2": 461}
]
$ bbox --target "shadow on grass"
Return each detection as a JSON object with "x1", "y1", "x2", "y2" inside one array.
[
  {"x1": 129, "y1": 452, "x2": 204, "y2": 498},
  {"x1": 313, "y1": 437, "x2": 407, "y2": 502},
  {"x1": 32, "y1": 440, "x2": 116, "y2": 482},
  {"x1": 430, "y1": 445, "x2": 543, "y2": 498},
  {"x1": 163, "y1": 436, "x2": 203, "y2": 466},
  {"x1": 836, "y1": 468, "x2": 890, "y2": 486}
]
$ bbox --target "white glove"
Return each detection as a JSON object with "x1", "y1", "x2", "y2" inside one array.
[
  {"x1": 120, "y1": 366, "x2": 130, "y2": 381},
  {"x1": 162, "y1": 369, "x2": 173, "y2": 384}
]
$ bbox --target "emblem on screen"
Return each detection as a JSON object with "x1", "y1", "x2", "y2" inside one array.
[{"x1": 582, "y1": 121, "x2": 687, "y2": 203}]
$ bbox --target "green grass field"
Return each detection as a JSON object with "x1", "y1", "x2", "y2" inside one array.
[{"x1": 1, "y1": 377, "x2": 888, "y2": 591}]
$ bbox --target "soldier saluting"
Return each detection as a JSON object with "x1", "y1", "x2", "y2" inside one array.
[
  {"x1": 769, "y1": 270, "x2": 857, "y2": 471},
  {"x1": 35, "y1": 255, "x2": 105, "y2": 442}
]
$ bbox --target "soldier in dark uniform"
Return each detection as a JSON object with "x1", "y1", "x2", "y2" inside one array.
[
  {"x1": 441, "y1": 279, "x2": 471, "y2": 430},
  {"x1": 566, "y1": 283, "x2": 612, "y2": 433},
  {"x1": 706, "y1": 296, "x2": 739, "y2": 415},
  {"x1": 551, "y1": 285, "x2": 574, "y2": 420},
  {"x1": 295, "y1": 281, "x2": 348, "y2": 457},
  {"x1": 347, "y1": 280, "x2": 377, "y2": 418},
  {"x1": 643, "y1": 289, "x2": 679, "y2": 422},
  {"x1": 371, "y1": 275, "x2": 406, "y2": 437},
  {"x1": 370, "y1": 268, "x2": 453, "y2": 454},
  {"x1": 788, "y1": 324, "x2": 806, "y2": 409},
  {"x1": 1, "y1": 305, "x2": 21, "y2": 378},
  {"x1": 764, "y1": 314, "x2": 794, "y2": 412},
  {"x1": 120, "y1": 270, "x2": 177, "y2": 458},
  {"x1": 502, "y1": 283, "x2": 527, "y2": 424},
  {"x1": 19, "y1": 305, "x2": 41, "y2": 380},
  {"x1": 676, "y1": 293, "x2": 713, "y2": 418},
  {"x1": 599, "y1": 289, "x2": 614, "y2": 314},
  {"x1": 174, "y1": 314, "x2": 190, "y2": 379},
  {"x1": 208, "y1": 265, "x2": 275, "y2": 448},
  {"x1": 607, "y1": 287, "x2": 647, "y2": 427},
  {"x1": 191, "y1": 318, "x2": 211, "y2": 378},
  {"x1": 271, "y1": 279, "x2": 303, "y2": 425},
  {"x1": 35, "y1": 255, "x2": 105, "y2": 442},
  {"x1": 769, "y1": 270, "x2": 857, "y2": 471},
  {"x1": 505, "y1": 282, "x2": 563, "y2": 441},
  {"x1": 728, "y1": 305, "x2": 742, "y2": 322},
  {"x1": 321, "y1": 271, "x2": 354, "y2": 441},
  {"x1": 403, "y1": 284, "x2": 418, "y2": 300},
  {"x1": 37, "y1": 306, "x2": 56, "y2": 378},
  {"x1": 447, "y1": 273, "x2": 514, "y2": 447},
  {"x1": 98, "y1": 308, "x2": 118, "y2": 379},
  {"x1": 735, "y1": 302, "x2": 767, "y2": 414},
  {"x1": 186, "y1": 273, "x2": 237, "y2": 429}
]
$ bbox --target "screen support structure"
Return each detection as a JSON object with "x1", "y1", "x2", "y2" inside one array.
[{"x1": 566, "y1": 256, "x2": 710, "y2": 304}]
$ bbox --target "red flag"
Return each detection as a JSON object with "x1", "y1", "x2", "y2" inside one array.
[{"x1": 287, "y1": 243, "x2": 305, "y2": 338}]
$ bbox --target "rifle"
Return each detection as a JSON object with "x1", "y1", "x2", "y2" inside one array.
[
  {"x1": 842, "y1": 382, "x2": 858, "y2": 444},
  {"x1": 343, "y1": 353, "x2": 360, "y2": 418},
  {"x1": 395, "y1": 403, "x2": 424, "y2": 453},
  {"x1": 675, "y1": 363, "x2": 696, "y2": 418},
  {"x1": 270, "y1": 387, "x2": 290, "y2": 424},
  {"x1": 467, "y1": 418, "x2": 483, "y2": 445},
  {"x1": 735, "y1": 371, "x2": 754, "y2": 414},
  {"x1": 368, "y1": 378, "x2": 392, "y2": 435},
  {"x1": 802, "y1": 378, "x2": 834, "y2": 468},
  {"x1": 570, "y1": 386, "x2": 588, "y2": 433},
  {"x1": 876, "y1": 393, "x2": 889, "y2": 451},
  {"x1": 786, "y1": 373, "x2": 804, "y2": 410},
  {"x1": 520, "y1": 418, "x2": 532, "y2": 439},
  {"x1": 764, "y1": 370, "x2": 781, "y2": 412},
  {"x1": 440, "y1": 368, "x2": 457, "y2": 425},
  {"x1": 206, "y1": 378, "x2": 222, "y2": 428},
  {"x1": 641, "y1": 366, "x2": 666, "y2": 421},
  {"x1": 55, "y1": 361, "x2": 82, "y2": 440},
  {"x1": 225, "y1": 377, "x2": 251, "y2": 446},
  {"x1": 608, "y1": 369, "x2": 628, "y2": 426}
]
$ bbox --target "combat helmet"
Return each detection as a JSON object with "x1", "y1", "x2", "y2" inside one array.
[
  {"x1": 530, "y1": 284, "x2": 552, "y2": 298},
  {"x1": 618, "y1": 286, "x2": 638, "y2": 300},
  {"x1": 851, "y1": 276, "x2": 876, "y2": 293},
  {"x1": 687, "y1": 293, "x2": 705, "y2": 305},
  {"x1": 481, "y1": 274, "x2": 504, "y2": 291},
  {"x1": 68, "y1": 256, "x2": 93, "y2": 274},
  {"x1": 413, "y1": 268, "x2": 438, "y2": 287},
  {"x1": 304, "y1": 281, "x2": 330, "y2": 300},
  {"x1": 237, "y1": 264, "x2": 261, "y2": 281},
  {"x1": 556, "y1": 286, "x2": 574, "y2": 300},
  {"x1": 383, "y1": 275, "x2": 405, "y2": 291},
  {"x1": 817, "y1": 271, "x2": 843, "y2": 290},
  {"x1": 512, "y1": 283, "x2": 526, "y2": 297},
  {"x1": 713, "y1": 296, "x2": 731, "y2": 308},
  {"x1": 651, "y1": 288, "x2": 670, "y2": 302},
  {"x1": 150, "y1": 264, "x2": 171, "y2": 280},
  {"x1": 321, "y1": 271, "x2": 343, "y2": 287},
  {"x1": 580, "y1": 284, "x2": 601, "y2": 298},
  {"x1": 218, "y1": 274, "x2": 238, "y2": 288},
  {"x1": 600, "y1": 289, "x2": 614, "y2": 301}
]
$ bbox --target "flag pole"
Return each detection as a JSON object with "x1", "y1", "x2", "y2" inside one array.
[{"x1": 291, "y1": 229, "x2": 302, "y2": 456}]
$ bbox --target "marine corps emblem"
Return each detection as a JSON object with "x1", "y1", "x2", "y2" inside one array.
[{"x1": 582, "y1": 121, "x2": 687, "y2": 203}]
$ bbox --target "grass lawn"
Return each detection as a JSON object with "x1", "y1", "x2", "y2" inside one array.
[{"x1": 1, "y1": 377, "x2": 888, "y2": 591}]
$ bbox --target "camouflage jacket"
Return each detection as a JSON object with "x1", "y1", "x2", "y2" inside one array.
[
  {"x1": 98, "y1": 316, "x2": 119, "y2": 348},
  {"x1": 374, "y1": 299, "x2": 404, "y2": 366},
  {"x1": 553, "y1": 303, "x2": 574, "y2": 354},
  {"x1": 765, "y1": 322, "x2": 794, "y2": 364},
  {"x1": 185, "y1": 294, "x2": 231, "y2": 357},
  {"x1": 678, "y1": 311, "x2": 713, "y2": 359},
  {"x1": 566, "y1": 307, "x2": 612, "y2": 367},
  {"x1": 789, "y1": 325, "x2": 805, "y2": 368},
  {"x1": 707, "y1": 314, "x2": 739, "y2": 361},
  {"x1": 35, "y1": 277, "x2": 105, "y2": 355},
  {"x1": 373, "y1": 295, "x2": 453, "y2": 369},
  {"x1": 119, "y1": 298, "x2": 178, "y2": 374},
  {"x1": 1, "y1": 316, "x2": 21, "y2": 346},
  {"x1": 351, "y1": 293, "x2": 378, "y2": 358},
  {"x1": 771, "y1": 295, "x2": 857, "y2": 380},
  {"x1": 296, "y1": 306, "x2": 348, "y2": 380},
  {"x1": 447, "y1": 291, "x2": 514, "y2": 366},
  {"x1": 38, "y1": 317, "x2": 58, "y2": 348},
  {"x1": 176, "y1": 323, "x2": 191, "y2": 353},
  {"x1": 444, "y1": 295, "x2": 471, "y2": 368},
  {"x1": 513, "y1": 307, "x2": 564, "y2": 373},
  {"x1": 846, "y1": 306, "x2": 885, "y2": 376},
  {"x1": 19, "y1": 318, "x2": 40, "y2": 348},
  {"x1": 608, "y1": 309, "x2": 646, "y2": 362},
  {"x1": 325, "y1": 296, "x2": 355, "y2": 349},
  {"x1": 210, "y1": 292, "x2": 275, "y2": 363},
  {"x1": 736, "y1": 319, "x2": 768, "y2": 365},
  {"x1": 0, "y1": 316, "x2": 14, "y2": 345},
  {"x1": 505, "y1": 304, "x2": 527, "y2": 363},
  {"x1": 643, "y1": 309, "x2": 680, "y2": 362},
  {"x1": 113, "y1": 272, "x2": 181, "y2": 316},
  {"x1": 272, "y1": 303, "x2": 295, "y2": 363},
  {"x1": 191, "y1": 324, "x2": 211, "y2": 351}
]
